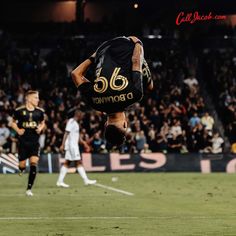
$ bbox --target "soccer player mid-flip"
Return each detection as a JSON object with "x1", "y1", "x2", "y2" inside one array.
[
  {"x1": 11, "y1": 90, "x2": 45, "y2": 196},
  {"x1": 71, "y1": 36, "x2": 153, "y2": 147}
]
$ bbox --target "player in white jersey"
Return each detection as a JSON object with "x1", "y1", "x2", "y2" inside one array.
[{"x1": 56, "y1": 110, "x2": 96, "y2": 187}]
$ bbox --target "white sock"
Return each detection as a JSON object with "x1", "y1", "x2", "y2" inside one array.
[
  {"x1": 77, "y1": 166, "x2": 88, "y2": 181},
  {"x1": 58, "y1": 165, "x2": 68, "y2": 183}
]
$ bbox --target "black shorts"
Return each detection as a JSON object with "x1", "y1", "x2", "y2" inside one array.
[{"x1": 18, "y1": 141, "x2": 40, "y2": 161}]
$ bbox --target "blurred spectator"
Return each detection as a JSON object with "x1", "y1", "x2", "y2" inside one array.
[
  {"x1": 189, "y1": 112, "x2": 201, "y2": 129},
  {"x1": 168, "y1": 134, "x2": 183, "y2": 153},
  {"x1": 0, "y1": 120, "x2": 10, "y2": 149},
  {"x1": 203, "y1": 132, "x2": 224, "y2": 154},
  {"x1": 211, "y1": 132, "x2": 224, "y2": 153},
  {"x1": 141, "y1": 143, "x2": 152, "y2": 153},
  {"x1": 135, "y1": 130, "x2": 147, "y2": 153},
  {"x1": 170, "y1": 119, "x2": 182, "y2": 137},
  {"x1": 91, "y1": 132, "x2": 105, "y2": 153},
  {"x1": 155, "y1": 133, "x2": 168, "y2": 153},
  {"x1": 184, "y1": 74, "x2": 199, "y2": 89},
  {"x1": 201, "y1": 112, "x2": 214, "y2": 131},
  {"x1": 198, "y1": 128, "x2": 212, "y2": 153}
]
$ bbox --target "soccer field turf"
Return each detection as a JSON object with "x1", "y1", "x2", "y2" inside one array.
[{"x1": 0, "y1": 173, "x2": 236, "y2": 236}]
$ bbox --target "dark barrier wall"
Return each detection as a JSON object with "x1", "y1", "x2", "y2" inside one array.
[
  {"x1": 0, "y1": 153, "x2": 59, "y2": 174},
  {"x1": 81, "y1": 153, "x2": 236, "y2": 173},
  {"x1": 0, "y1": 153, "x2": 236, "y2": 173}
]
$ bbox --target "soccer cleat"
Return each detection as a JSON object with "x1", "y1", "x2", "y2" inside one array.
[
  {"x1": 84, "y1": 179, "x2": 97, "y2": 185},
  {"x1": 26, "y1": 190, "x2": 34, "y2": 197},
  {"x1": 18, "y1": 170, "x2": 24, "y2": 176},
  {"x1": 56, "y1": 182, "x2": 70, "y2": 188}
]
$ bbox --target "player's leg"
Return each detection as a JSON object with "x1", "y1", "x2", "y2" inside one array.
[
  {"x1": 18, "y1": 143, "x2": 27, "y2": 175},
  {"x1": 57, "y1": 159, "x2": 70, "y2": 188},
  {"x1": 18, "y1": 160, "x2": 27, "y2": 176},
  {"x1": 76, "y1": 160, "x2": 97, "y2": 185},
  {"x1": 26, "y1": 155, "x2": 39, "y2": 196}
]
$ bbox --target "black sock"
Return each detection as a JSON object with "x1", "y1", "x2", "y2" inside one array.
[
  {"x1": 27, "y1": 165, "x2": 37, "y2": 190},
  {"x1": 19, "y1": 167, "x2": 25, "y2": 172}
]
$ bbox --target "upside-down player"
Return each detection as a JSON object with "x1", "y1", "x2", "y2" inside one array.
[
  {"x1": 11, "y1": 90, "x2": 45, "y2": 196},
  {"x1": 71, "y1": 36, "x2": 153, "y2": 147}
]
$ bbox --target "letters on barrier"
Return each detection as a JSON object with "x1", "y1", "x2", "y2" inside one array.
[{"x1": 0, "y1": 152, "x2": 236, "y2": 173}]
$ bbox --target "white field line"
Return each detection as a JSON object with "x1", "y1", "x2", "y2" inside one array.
[
  {"x1": 0, "y1": 216, "x2": 236, "y2": 220},
  {"x1": 0, "y1": 193, "x2": 114, "y2": 197},
  {"x1": 0, "y1": 216, "x2": 138, "y2": 220},
  {"x1": 94, "y1": 183, "x2": 134, "y2": 196}
]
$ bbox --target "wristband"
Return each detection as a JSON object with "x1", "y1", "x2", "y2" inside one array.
[
  {"x1": 89, "y1": 56, "x2": 95, "y2": 63},
  {"x1": 134, "y1": 41, "x2": 143, "y2": 46},
  {"x1": 132, "y1": 71, "x2": 142, "y2": 81}
]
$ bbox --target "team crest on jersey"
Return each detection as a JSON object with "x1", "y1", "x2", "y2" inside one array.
[{"x1": 23, "y1": 111, "x2": 26, "y2": 115}]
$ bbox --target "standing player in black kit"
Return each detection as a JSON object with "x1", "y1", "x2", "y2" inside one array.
[
  {"x1": 72, "y1": 36, "x2": 153, "y2": 147},
  {"x1": 11, "y1": 90, "x2": 45, "y2": 196}
]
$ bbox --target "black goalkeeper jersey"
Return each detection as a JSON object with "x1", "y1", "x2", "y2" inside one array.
[
  {"x1": 13, "y1": 106, "x2": 45, "y2": 143},
  {"x1": 79, "y1": 36, "x2": 144, "y2": 114}
]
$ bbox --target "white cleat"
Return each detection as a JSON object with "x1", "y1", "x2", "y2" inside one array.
[
  {"x1": 26, "y1": 190, "x2": 34, "y2": 197},
  {"x1": 84, "y1": 179, "x2": 97, "y2": 186},
  {"x1": 56, "y1": 182, "x2": 70, "y2": 188}
]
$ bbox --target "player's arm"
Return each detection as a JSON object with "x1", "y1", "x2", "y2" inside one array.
[
  {"x1": 36, "y1": 120, "x2": 46, "y2": 134},
  {"x1": 60, "y1": 131, "x2": 69, "y2": 152},
  {"x1": 129, "y1": 36, "x2": 153, "y2": 90},
  {"x1": 71, "y1": 52, "x2": 96, "y2": 88},
  {"x1": 129, "y1": 37, "x2": 145, "y2": 99},
  {"x1": 10, "y1": 109, "x2": 25, "y2": 136},
  {"x1": 36, "y1": 111, "x2": 46, "y2": 134},
  {"x1": 130, "y1": 37, "x2": 144, "y2": 72},
  {"x1": 10, "y1": 119, "x2": 25, "y2": 136}
]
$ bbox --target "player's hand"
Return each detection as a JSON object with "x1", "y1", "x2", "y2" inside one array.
[
  {"x1": 36, "y1": 126, "x2": 43, "y2": 134},
  {"x1": 91, "y1": 52, "x2": 96, "y2": 58},
  {"x1": 17, "y1": 128, "x2": 25, "y2": 136},
  {"x1": 59, "y1": 145, "x2": 65, "y2": 153},
  {"x1": 88, "y1": 52, "x2": 96, "y2": 63},
  {"x1": 128, "y1": 36, "x2": 141, "y2": 44}
]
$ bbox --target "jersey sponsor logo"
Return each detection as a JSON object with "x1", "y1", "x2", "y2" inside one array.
[
  {"x1": 29, "y1": 112, "x2": 33, "y2": 121},
  {"x1": 92, "y1": 92, "x2": 133, "y2": 104},
  {"x1": 22, "y1": 121, "x2": 37, "y2": 128},
  {"x1": 94, "y1": 67, "x2": 129, "y2": 93}
]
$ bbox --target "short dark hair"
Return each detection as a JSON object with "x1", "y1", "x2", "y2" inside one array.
[{"x1": 104, "y1": 125, "x2": 126, "y2": 147}]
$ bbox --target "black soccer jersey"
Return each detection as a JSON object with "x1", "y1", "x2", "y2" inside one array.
[
  {"x1": 13, "y1": 106, "x2": 45, "y2": 143},
  {"x1": 79, "y1": 36, "x2": 145, "y2": 114}
]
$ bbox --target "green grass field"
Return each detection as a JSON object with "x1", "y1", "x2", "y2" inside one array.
[{"x1": 0, "y1": 173, "x2": 236, "y2": 236}]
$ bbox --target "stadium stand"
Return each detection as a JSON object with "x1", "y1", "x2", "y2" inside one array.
[
  {"x1": 0, "y1": 29, "x2": 227, "y2": 154},
  {"x1": 202, "y1": 48, "x2": 236, "y2": 152}
]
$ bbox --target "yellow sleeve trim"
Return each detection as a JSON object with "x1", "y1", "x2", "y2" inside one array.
[
  {"x1": 15, "y1": 105, "x2": 26, "y2": 111},
  {"x1": 36, "y1": 107, "x2": 45, "y2": 112}
]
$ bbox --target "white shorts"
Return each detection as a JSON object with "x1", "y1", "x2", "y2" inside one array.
[{"x1": 65, "y1": 147, "x2": 81, "y2": 161}]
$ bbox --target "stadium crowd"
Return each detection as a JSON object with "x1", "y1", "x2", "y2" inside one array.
[
  {"x1": 203, "y1": 49, "x2": 236, "y2": 152},
  {"x1": 0, "y1": 31, "x2": 226, "y2": 154}
]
